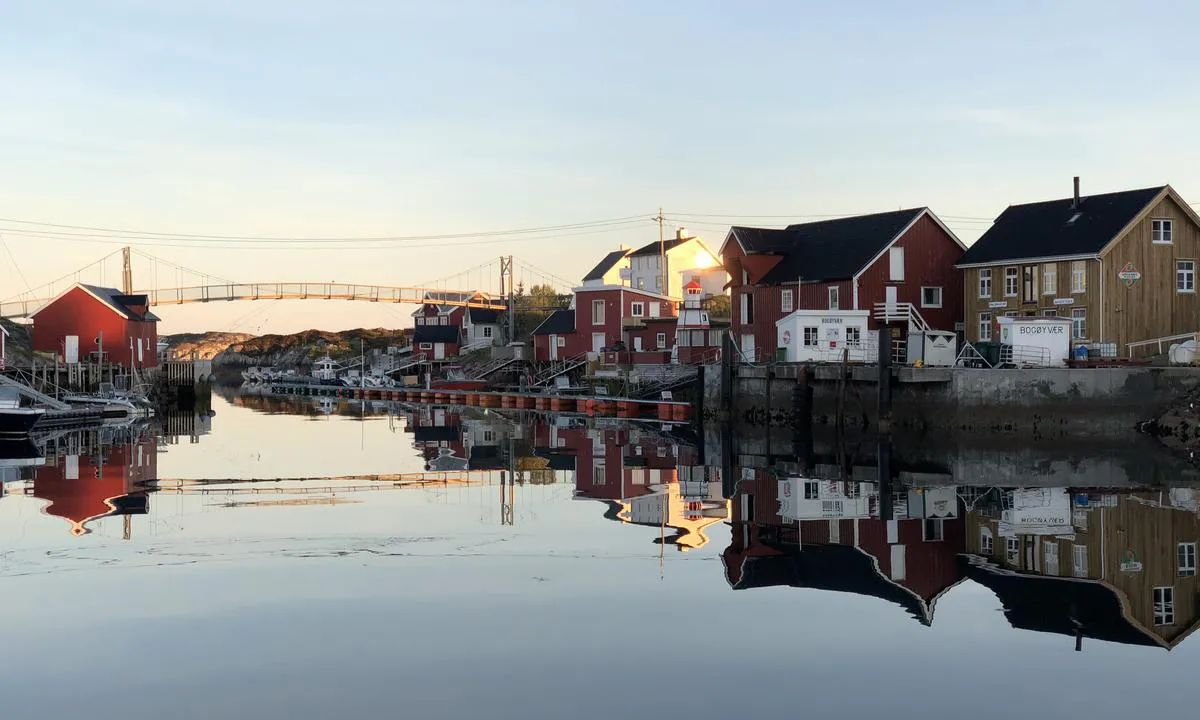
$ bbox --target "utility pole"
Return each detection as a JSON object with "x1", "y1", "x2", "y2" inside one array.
[
  {"x1": 657, "y1": 208, "x2": 667, "y2": 296},
  {"x1": 121, "y1": 246, "x2": 133, "y2": 295}
]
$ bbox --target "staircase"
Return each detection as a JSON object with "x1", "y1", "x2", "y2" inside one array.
[
  {"x1": 873, "y1": 303, "x2": 931, "y2": 333},
  {"x1": 532, "y1": 353, "x2": 588, "y2": 387},
  {"x1": 464, "y1": 355, "x2": 521, "y2": 380},
  {"x1": 632, "y1": 365, "x2": 699, "y2": 399},
  {"x1": 0, "y1": 373, "x2": 70, "y2": 410},
  {"x1": 385, "y1": 353, "x2": 427, "y2": 375}
]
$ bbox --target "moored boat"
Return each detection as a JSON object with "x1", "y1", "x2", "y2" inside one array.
[{"x1": 0, "y1": 388, "x2": 46, "y2": 438}]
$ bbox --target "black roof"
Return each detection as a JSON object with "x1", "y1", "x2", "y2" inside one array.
[
  {"x1": 413, "y1": 325, "x2": 460, "y2": 343},
  {"x1": 957, "y1": 186, "x2": 1166, "y2": 266},
  {"x1": 961, "y1": 555, "x2": 1161, "y2": 648},
  {"x1": 533, "y1": 449, "x2": 577, "y2": 471},
  {"x1": 531, "y1": 309, "x2": 575, "y2": 335},
  {"x1": 630, "y1": 238, "x2": 689, "y2": 257},
  {"x1": 729, "y1": 209, "x2": 927, "y2": 284},
  {"x1": 726, "y1": 543, "x2": 936, "y2": 626},
  {"x1": 80, "y1": 284, "x2": 161, "y2": 322},
  {"x1": 412, "y1": 425, "x2": 461, "y2": 443},
  {"x1": 468, "y1": 307, "x2": 501, "y2": 323},
  {"x1": 583, "y1": 250, "x2": 630, "y2": 281}
]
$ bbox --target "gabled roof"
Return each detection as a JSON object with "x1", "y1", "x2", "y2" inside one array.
[
  {"x1": 583, "y1": 250, "x2": 630, "y2": 281},
  {"x1": 413, "y1": 325, "x2": 460, "y2": 343},
  {"x1": 415, "y1": 290, "x2": 487, "y2": 316},
  {"x1": 629, "y1": 237, "x2": 689, "y2": 257},
  {"x1": 32, "y1": 283, "x2": 160, "y2": 322},
  {"x1": 957, "y1": 186, "x2": 1168, "y2": 266},
  {"x1": 532, "y1": 309, "x2": 575, "y2": 335},
  {"x1": 468, "y1": 307, "x2": 501, "y2": 324},
  {"x1": 724, "y1": 209, "x2": 939, "y2": 284}
]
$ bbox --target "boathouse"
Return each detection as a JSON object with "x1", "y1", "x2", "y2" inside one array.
[
  {"x1": 956, "y1": 180, "x2": 1200, "y2": 357},
  {"x1": 531, "y1": 309, "x2": 579, "y2": 362},
  {"x1": 30, "y1": 284, "x2": 160, "y2": 368},
  {"x1": 722, "y1": 209, "x2": 966, "y2": 361}
]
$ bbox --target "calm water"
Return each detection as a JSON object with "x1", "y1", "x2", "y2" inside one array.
[{"x1": 1, "y1": 393, "x2": 1198, "y2": 719}]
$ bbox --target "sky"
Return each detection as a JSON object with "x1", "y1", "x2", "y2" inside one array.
[{"x1": 1, "y1": 0, "x2": 1198, "y2": 334}]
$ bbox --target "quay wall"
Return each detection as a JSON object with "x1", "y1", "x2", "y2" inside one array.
[{"x1": 706, "y1": 364, "x2": 1200, "y2": 438}]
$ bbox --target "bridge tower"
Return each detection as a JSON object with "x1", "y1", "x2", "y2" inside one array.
[
  {"x1": 121, "y1": 246, "x2": 133, "y2": 295},
  {"x1": 499, "y1": 255, "x2": 515, "y2": 342}
]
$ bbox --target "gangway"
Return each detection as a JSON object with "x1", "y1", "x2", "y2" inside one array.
[{"x1": 0, "y1": 373, "x2": 70, "y2": 410}]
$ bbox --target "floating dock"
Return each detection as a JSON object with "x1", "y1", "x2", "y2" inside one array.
[{"x1": 262, "y1": 383, "x2": 692, "y2": 421}]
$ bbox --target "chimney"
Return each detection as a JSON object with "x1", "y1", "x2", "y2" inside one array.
[
  {"x1": 676, "y1": 227, "x2": 688, "y2": 241},
  {"x1": 1072, "y1": 176, "x2": 1080, "y2": 209}
]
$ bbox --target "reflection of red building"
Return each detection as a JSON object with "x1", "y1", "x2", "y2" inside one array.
[
  {"x1": 723, "y1": 470, "x2": 965, "y2": 625},
  {"x1": 33, "y1": 435, "x2": 155, "y2": 536},
  {"x1": 404, "y1": 408, "x2": 468, "y2": 471},
  {"x1": 531, "y1": 420, "x2": 678, "y2": 501}
]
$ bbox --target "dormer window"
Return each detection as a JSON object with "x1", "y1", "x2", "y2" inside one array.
[{"x1": 1153, "y1": 219, "x2": 1174, "y2": 244}]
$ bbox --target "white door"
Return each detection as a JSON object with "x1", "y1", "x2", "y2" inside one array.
[
  {"x1": 633, "y1": 336, "x2": 643, "y2": 352},
  {"x1": 885, "y1": 285, "x2": 899, "y2": 313},
  {"x1": 889, "y1": 247, "x2": 905, "y2": 281},
  {"x1": 549, "y1": 335, "x2": 559, "y2": 361},
  {"x1": 740, "y1": 333, "x2": 755, "y2": 361},
  {"x1": 890, "y1": 544, "x2": 907, "y2": 581},
  {"x1": 592, "y1": 333, "x2": 606, "y2": 353},
  {"x1": 434, "y1": 343, "x2": 446, "y2": 360}
]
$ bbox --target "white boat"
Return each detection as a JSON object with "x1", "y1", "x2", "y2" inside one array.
[{"x1": 63, "y1": 383, "x2": 153, "y2": 419}]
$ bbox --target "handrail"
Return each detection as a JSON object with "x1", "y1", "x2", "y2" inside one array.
[
  {"x1": 872, "y1": 302, "x2": 931, "y2": 333},
  {"x1": 1126, "y1": 332, "x2": 1197, "y2": 358}
]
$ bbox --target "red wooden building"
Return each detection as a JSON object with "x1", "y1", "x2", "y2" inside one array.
[
  {"x1": 33, "y1": 433, "x2": 156, "y2": 536},
  {"x1": 530, "y1": 285, "x2": 678, "y2": 363},
  {"x1": 721, "y1": 209, "x2": 965, "y2": 361},
  {"x1": 31, "y1": 284, "x2": 160, "y2": 368}
]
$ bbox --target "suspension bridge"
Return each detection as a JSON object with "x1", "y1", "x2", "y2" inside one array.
[{"x1": 0, "y1": 247, "x2": 578, "y2": 320}]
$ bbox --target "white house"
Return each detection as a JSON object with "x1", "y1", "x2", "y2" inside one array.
[
  {"x1": 581, "y1": 248, "x2": 631, "y2": 287},
  {"x1": 627, "y1": 229, "x2": 723, "y2": 299},
  {"x1": 778, "y1": 478, "x2": 877, "y2": 521},
  {"x1": 463, "y1": 307, "x2": 503, "y2": 350},
  {"x1": 775, "y1": 309, "x2": 872, "y2": 363}
]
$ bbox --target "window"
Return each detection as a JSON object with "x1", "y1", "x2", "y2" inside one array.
[
  {"x1": 781, "y1": 289, "x2": 794, "y2": 314},
  {"x1": 1042, "y1": 309, "x2": 1058, "y2": 317},
  {"x1": 741, "y1": 293, "x2": 754, "y2": 324},
  {"x1": 1044, "y1": 541, "x2": 1059, "y2": 575},
  {"x1": 803, "y1": 326, "x2": 819, "y2": 347},
  {"x1": 649, "y1": 302, "x2": 660, "y2": 317},
  {"x1": 1071, "y1": 261, "x2": 1087, "y2": 293},
  {"x1": 482, "y1": 429, "x2": 494, "y2": 443},
  {"x1": 1006, "y1": 537, "x2": 1020, "y2": 565},
  {"x1": 979, "y1": 312, "x2": 992, "y2": 341},
  {"x1": 482, "y1": 326, "x2": 493, "y2": 338},
  {"x1": 419, "y1": 342, "x2": 432, "y2": 350},
  {"x1": 1178, "y1": 260, "x2": 1195, "y2": 293},
  {"x1": 1154, "y1": 587, "x2": 1175, "y2": 626},
  {"x1": 1153, "y1": 218, "x2": 1174, "y2": 244},
  {"x1": 631, "y1": 302, "x2": 645, "y2": 317},
  {"x1": 1042, "y1": 264, "x2": 1057, "y2": 295},
  {"x1": 889, "y1": 247, "x2": 905, "y2": 281},
  {"x1": 846, "y1": 327, "x2": 861, "y2": 346},
  {"x1": 979, "y1": 268, "x2": 992, "y2": 298},
  {"x1": 803, "y1": 481, "x2": 820, "y2": 499},
  {"x1": 1004, "y1": 267, "x2": 1018, "y2": 297},
  {"x1": 656, "y1": 332, "x2": 666, "y2": 349},
  {"x1": 920, "y1": 287, "x2": 942, "y2": 308},
  {"x1": 593, "y1": 464, "x2": 607, "y2": 485},
  {"x1": 828, "y1": 286, "x2": 839, "y2": 310},
  {"x1": 1179, "y1": 542, "x2": 1196, "y2": 576},
  {"x1": 1022, "y1": 266, "x2": 1037, "y2": 303},
  {"x1": 636, "y1": 278, "x2": 645, "y2": 290},
  {"x1": 415, "y1": 317, "x2": 425, "y2": 326},
  {"x1": 556, "y1": 336, "x2": 566, "y2": 347},
  {"x1": 1071, "y1": 308, "x2": 1086, "y2": 340},
  {"x1": 1073, "y1": 545, "x2": 1088, "y2": 577},
  {"x1": 979, "y1": 527, "x2": 993, "y2": 554},
  {"x1": 924, "y1": 519, "x2": 945, "y2": 542},
  {"x1": 655, "y1": 276, "x2": 662, "y2": 291},
  {"x1": 592, "y1": 299, "x2": 605, "y2": 325}
]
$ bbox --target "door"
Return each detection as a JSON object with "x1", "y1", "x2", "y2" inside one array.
[
  {"x1": 740, "y1": 333, "x2": 755, "y2": 361},
  {"x1": 592, "y1": 333, "x2": 606, "y2": 353},
  {"x1": 549, "y1": 335, "x2": 559, "y2": 361},
  {"x1": 633, "y1": 336, "x2": 643, "y2": 352},
  {"x1": 885, "y1": 286, "x2": 899, "y2": 313},
  {"x1": 434, "y1": 343, "x2": 446, "y2": 360}
]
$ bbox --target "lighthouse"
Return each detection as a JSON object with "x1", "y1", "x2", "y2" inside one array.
[{"x1": 677, "y1": 279, "x2": 709, "y2": 329}]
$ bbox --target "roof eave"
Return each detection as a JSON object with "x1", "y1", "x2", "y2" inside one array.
[{"x1": 956, "y1": 252, "x2": 1100, "y2": 269}]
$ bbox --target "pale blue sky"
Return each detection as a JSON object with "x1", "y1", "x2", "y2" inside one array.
[{"x1": 2, "y1": 0, "x2": 1198, "y2": 332}]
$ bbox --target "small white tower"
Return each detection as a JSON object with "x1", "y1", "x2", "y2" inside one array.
[{"x1": 677, "y1": 279, "x2": 708, "y2": 329}]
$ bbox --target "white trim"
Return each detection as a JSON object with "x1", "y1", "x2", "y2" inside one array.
[
  {"x1": 919, "y1": 286, "x2": 943, "y2": 308},
  {"x1": 956, "y1": 253, "x2": 1099, "y2": 269},
  {"x1": 716, "y1": 229, "x2": 746, "y2": 259},
  {"x1": 851, "y1": 208, "x2": 967, "y2": 284},
  {"x1": 573, "y1": 284, "x2": 674, "y2": 302},
  {"x1": 28, "y1": 283, "x2": 141, "y2": 321},
  {"x1": 1152, "y1": 218, "x2": 1175, "y2": 244}
]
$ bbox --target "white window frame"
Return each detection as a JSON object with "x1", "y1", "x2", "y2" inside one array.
[
  {"x1": 592, "y1": 463, "x2": 607, "y2": 485},
  {"x1": 1154, "y1": 586, "x2": 1175, "y2": 626},
  {"x1": 1042, "y1": 264, "x2": 1057, "y2": 295},
  {"x1": 631, "y1": 301, "x2": 645, "y2": 318},
  {"x1": 1153, "y1": 218, "x2": 1174, "y2": 244},
  {"x1": 1004, "y1": 266, "x2": 1018, "y2": 297},
  {"x1": 889, "y1": 247, "x2": 905, "y2": 282},
  {"x1": 481, "y1": 326, "x2": 493, "y2": 338},
  {"x1": 1071, "y1": 261, "x2": 1087, "y2": 294},
  {"x1": 924, "y1": 519, "x2": 945, "y2": 542},
  {"x1": 979, "y1": 527, "x2": 993, "y2": 554},
  {"x1": 920, "y1": 286, "x2": 942, "y2": 308},
  {"x1": 781, "y1": 288, "x2": 794, "y2": 314},
  {"x1": 845, "y1": 327, "x2": 861, "y2": 346},
  {"x1": 592, "y1": 299, "x2": 605, "y2": 325},
  {"x1": 1177, "y1": 260, "x2": 1195, "y2": 294},
  {"x1": 979, "y1": 312, "x2": 992, "y2": 341},
  {"x1": 419, "y1": 342, "x2": 433, "y2": 350},
  {"x1": 802, "y1": 326, "x2": 819, "y2": 347},
  {"x1": 978, "y1": 268, "x2": 992, "y2": 299},
  {"x1": 1071, "y1": 308, "x2": 1087, "y2": 340},
  {"x1": 741, "y1": 292, "x2": 753, "y2": 325},
  {"x1": 656, "y1": 332, "x2": 667, "y2": 348},
  {"x1": 1006, "y1": 537, "x2": 1020, "y2": 565},
  {"x1": 1179, "y1": 542, "x2": 1196, "y2": 577},
  {"x1": 1072, "y1": 544, "x2": 1088, "y2": 577},
  {"x1": 1041, "y1": 309, "x2": 1058, "y2": 317},
  {"x1": 828, "y1": 286, "x2": 839, "y2": 310},
  {"x1": 556, "y1": 336, "x2": 566, "y2": 347}
]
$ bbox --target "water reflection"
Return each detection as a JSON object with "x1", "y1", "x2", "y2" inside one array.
[{"x1": 3, "y1": 395, "x2": 1200, "y2": 656}]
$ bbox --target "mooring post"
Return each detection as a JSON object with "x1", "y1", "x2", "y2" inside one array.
[
  {"x1": 793, "y1": 365, "x2": 813, "y2": 474},
  {"x1": 876, "y1": 328, "x2": 892, "y2": 431},
  {"x1": 876, "y1": 434, "x2": 894, "y2": 522},
  {"x1": 721, "y1": 332, "x2": 735, "y2": 423}
]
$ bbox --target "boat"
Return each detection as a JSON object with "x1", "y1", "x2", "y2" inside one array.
[
  {"x1": 62, "y1": 383, "x2": 153, "y2": 419},
  {"x1": 0, "y1": 388, "x2": 46, "y2": 438},
  {"x1": 430, "y1": 367, "x2": 489, "y2": 391}
]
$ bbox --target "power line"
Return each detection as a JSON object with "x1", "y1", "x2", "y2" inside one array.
[{"x1": 0, "y1": 234, "x2": 31, "y2": 293}]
